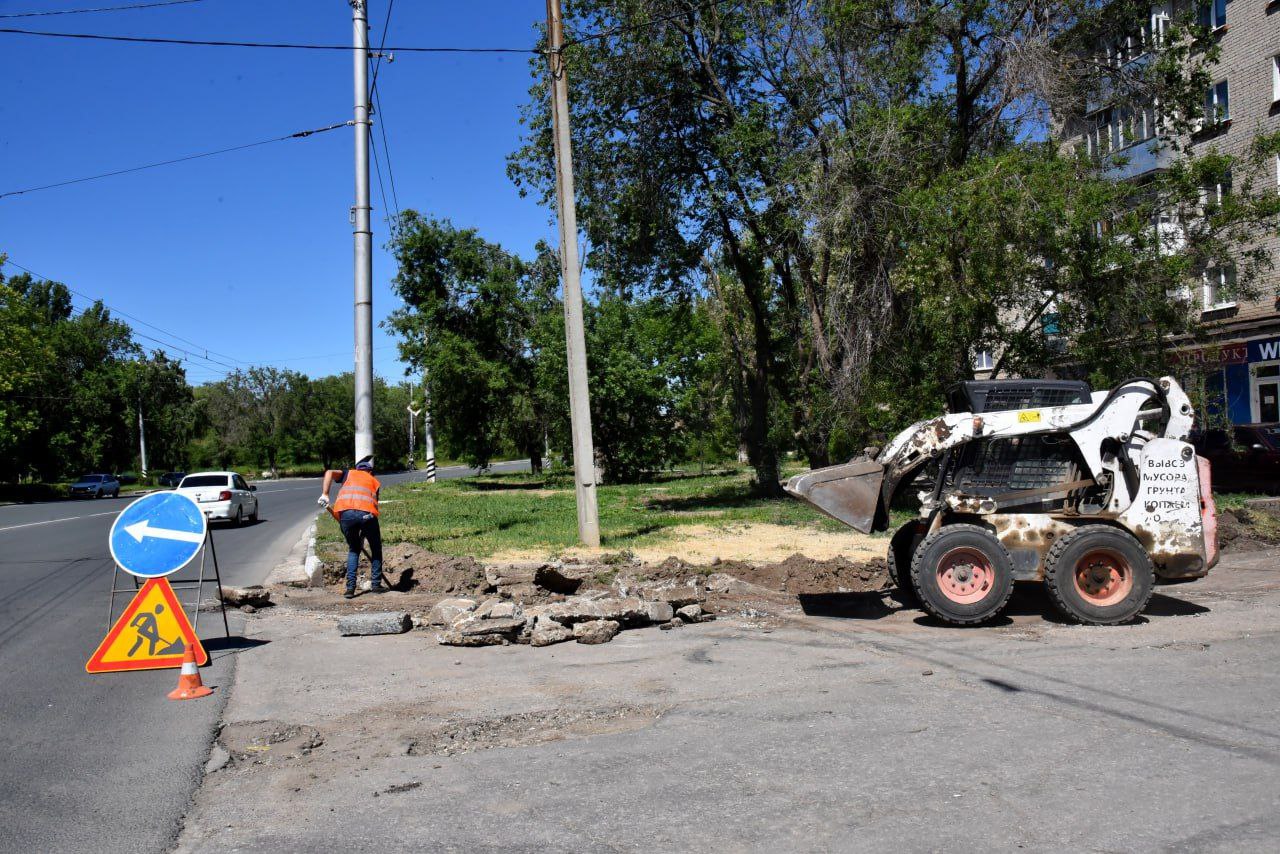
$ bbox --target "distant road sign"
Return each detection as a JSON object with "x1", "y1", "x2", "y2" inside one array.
[
  {"x1": 86, "y1": 578, "x2": 207, "y2": 673},
  {"x1": 108, "y1": 492, "x2": 207, "y2": 578}
]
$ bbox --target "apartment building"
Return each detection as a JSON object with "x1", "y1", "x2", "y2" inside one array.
[{"x1": 1059, "y1": 0, "x2": 1280, "y2": 425}]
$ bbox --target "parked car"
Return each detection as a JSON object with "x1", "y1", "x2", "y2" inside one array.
[
  {"x1": 69, "y1": 474, "x2": 120, "y2": 499},
  {"x1": 1191, "y1": 424, "x2": 1280, "y2": 494},
  {"x1": 159, "y1": 471, "x2": 186, "y2": 488},
  {"x1": 174, "y1": 471, "x2": 259, "y2": 525},
  {"x1": 116, "y1": 472, "x2": 139, "y2": 485}
]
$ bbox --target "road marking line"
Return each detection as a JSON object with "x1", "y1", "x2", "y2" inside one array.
[{"x1": 0, "y1": 510, "x2": 119, "y2": 533}]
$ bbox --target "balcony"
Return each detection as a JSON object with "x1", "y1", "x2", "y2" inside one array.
[
  {"x1": 1104, "y1": 139, "x2": 1175, "y2": 182},
  {"x1": 1086, "y1": 53, "x2": 1152, "y2": 114}
]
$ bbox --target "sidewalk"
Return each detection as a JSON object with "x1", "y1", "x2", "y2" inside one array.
[{"x1": 175, "y1": 550, "x2": 1280, "y2": 852}]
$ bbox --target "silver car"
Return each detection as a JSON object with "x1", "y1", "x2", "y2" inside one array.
[{"x1": 69, "y1": 474, "x2": 120, "y2": 499}]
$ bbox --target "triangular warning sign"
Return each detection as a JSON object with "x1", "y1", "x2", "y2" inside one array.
[{"x1": 87, "y1": 578, "x2": 208, "y2": 673}]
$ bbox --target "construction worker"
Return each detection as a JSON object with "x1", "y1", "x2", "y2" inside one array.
[{"x1": 318, "y1": 455, "x2": 384, "y2": 598}]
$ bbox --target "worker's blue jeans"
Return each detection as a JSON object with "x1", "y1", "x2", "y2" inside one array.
[{"x1": 338, "y1": 510, "x2": 383, "y2": 590}]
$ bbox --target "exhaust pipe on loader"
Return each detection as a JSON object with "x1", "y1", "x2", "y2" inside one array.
[{"x1": 783, "y1": 459, "x2": 886, "y2": 534}]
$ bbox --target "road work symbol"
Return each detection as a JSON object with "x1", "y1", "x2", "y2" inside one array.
[
  {"x1": 86, "y1": 578, "x2": 208, "y2": 673},
  {"x1": 109, "y1": 491, "x2": 207, "y2": 578}
]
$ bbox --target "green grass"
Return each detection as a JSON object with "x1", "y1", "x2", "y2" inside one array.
[
  {"x1": 1213, "y1": 492, "x2": 1277, "y2": 512},
  {"x1": 317, "y1": 466, "x2": 863, "y2": 559}
]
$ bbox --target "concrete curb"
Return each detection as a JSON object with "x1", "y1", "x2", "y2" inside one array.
[
  {"x1": 265, "y1": 517, "x2": 322, "y2": 588},
  {"x1": 1245, "y1": 497, "x2": 1280, "y2": 512}
]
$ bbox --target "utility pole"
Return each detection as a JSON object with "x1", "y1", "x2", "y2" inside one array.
[
  {"x1": 422, "y1": 370, "x2": 437, "y2": 483},
  {"x1": 546, "y1": 0, "x2": 600, "y2": 547},
  {"x1": 137, "y1": 394, "x2": 148, "y2": 480},
  {"x1": 407, "y1": 381, "x2": 420, "y2": 470},
  {"x1": 350, "y1": 0, "x2": 375, "y2": 462}
]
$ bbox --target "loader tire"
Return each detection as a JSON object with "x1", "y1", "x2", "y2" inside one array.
[
  {"x1": 888, "y1": 521, "x2": 925, "y2": 605},
  {"x1": 1044, "y1": 526, "x2": 1153, "y2": 625},
  {"x1": 910, "y1": 524, "x2": 1014, "y2": 626}
]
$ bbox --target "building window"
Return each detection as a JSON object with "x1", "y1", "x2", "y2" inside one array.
[
  {"x1": 1168, "y1": 279, "x2": 1192, "y2": 303},
  {"x1": 1198, "y1": 0, "x2": 1226, "y2": 30},
  {"x1": 1147, "y1": 11, "x2": 1170, "y2": 47},
  {"x1": 1203, "y1": 265, "x2": 1237, "y2": 310},
  {"x1": 1202, "y1": 169, "x2": 1232, "y2": 213},
  {"x1": 1204, "y1": 80, "x2": 1230, "y2": 125},
  {"x1": 974, "y1": 351, "x2": 995, "y2": 371},
  {"x1": 1272, "y1": 55, "x2": 1280, "y2": 104}
]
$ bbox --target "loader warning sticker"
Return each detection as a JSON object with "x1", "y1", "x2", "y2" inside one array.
[
  {"x1": 1018, "y1": 410, "x2": 1042, "y2": 423},
  {"x1": 86, "y1": 578, "x2": 207, "y2": 673}
]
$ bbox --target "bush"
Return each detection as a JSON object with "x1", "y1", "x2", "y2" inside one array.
[{"x1": 0, "y1": 482, "x2": 69, "y2": 503}]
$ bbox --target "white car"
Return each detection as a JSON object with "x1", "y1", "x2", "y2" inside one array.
[{"x1": 175, "y1": 471, "x2": 260, "y2": 525}]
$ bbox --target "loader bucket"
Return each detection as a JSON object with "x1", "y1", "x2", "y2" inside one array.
[{"x1": 783, "y1": 459, "x2": 886, "y2": 534}]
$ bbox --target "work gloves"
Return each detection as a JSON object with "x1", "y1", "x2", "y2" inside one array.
[{"x1": 317, "y1": 495, "x2": 330, "y2": 509}]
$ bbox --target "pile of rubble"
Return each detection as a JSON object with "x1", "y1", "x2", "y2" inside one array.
[{"x1": 428, "y1": 560, "x2": 713, "y2": 647}]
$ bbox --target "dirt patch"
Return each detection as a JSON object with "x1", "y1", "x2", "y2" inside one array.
[
  {"x1": 491, "y1": 521, "x2": 883, "y2": 565},
  {"x1": 217, "y1": 720, "x2": 324, "y2": 769},
  {"x1": 631, "y1": 553, "x2": 889, "y2": 595},
  {"x1": 1219, "y1": 507, "x2": 1280, "y2": 553},
  {"x1": 405, "y1": 704, "x2": 664, "y2": 756},
  {"x1": 320, "y1": 542, "x2": 488, "y2": 595}
]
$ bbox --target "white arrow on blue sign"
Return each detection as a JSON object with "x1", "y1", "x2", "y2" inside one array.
[{"x1": 109, "y1": 491, "x2": 208, "y2": 578}]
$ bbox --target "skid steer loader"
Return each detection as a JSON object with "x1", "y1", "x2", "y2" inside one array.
[{"x1": 785, "y1": 376, "x2": 1219, "y2": 626}]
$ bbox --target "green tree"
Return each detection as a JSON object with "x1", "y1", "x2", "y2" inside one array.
[{"x1": 388, "y1": 214, "x2": 550, "y2": 471}]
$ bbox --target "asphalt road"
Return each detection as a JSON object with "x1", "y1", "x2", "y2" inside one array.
[{"x1": 0, "y1": 461, "x2": 527, "y2": 854}]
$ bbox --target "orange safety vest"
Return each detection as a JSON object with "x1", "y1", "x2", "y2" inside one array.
[{"x1": 333, "y1": 469, "x2": 381, "y2": 516}]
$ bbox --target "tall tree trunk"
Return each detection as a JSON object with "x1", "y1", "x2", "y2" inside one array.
[{"x1": 720, "y1": 226, "x2": 782, "y2": 495}]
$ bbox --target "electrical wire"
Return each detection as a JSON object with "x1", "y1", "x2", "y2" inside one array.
[
  {"x1": 0, "y1": 0, "x2": 203, "y2": 18},
  {"x1": 367, "y1": 0, "x2": 400, "y2": 236},
  {"x1": 4, "y1": 257, "x2": 404, "y2": 381},
  {"x1": 0, "y1": 1, "x2": 741, "y2": 55},
  {"x1": 2, "y1": 257, "x2": 247, "y2": 369},
  {"x1": 0, "y1": 120, "x2": 351, "y2": 199},
  {"x1": 372, "y1": 84, "x2": 401, "y2": 234},
  {"x1": 0, "y1": 26, "x2": 538, "y2": 52},
  {"x1": 369, "y1": 0, "x2": 395, "y2": 94},
  {"x1": 369, "y1": 118, "x2": 394, "y2": 236}
]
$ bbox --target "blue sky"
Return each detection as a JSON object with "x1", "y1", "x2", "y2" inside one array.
[{"x1": 0, "y1": 0, "x2": 554, "y2": 386}]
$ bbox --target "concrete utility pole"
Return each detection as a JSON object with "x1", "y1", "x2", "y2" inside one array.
[
  {"x1": 546, "y1": 0, "x2": 600, "y2": 547},
  {"x1": 351, "y1": 0, "x2": 375, "y2": 462},
  {"x1": 137, "y1": 395, "x2": 148, "y2": 480}
]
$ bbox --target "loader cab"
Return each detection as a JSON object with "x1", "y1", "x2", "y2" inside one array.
[
  {"x1": 945, "y1": 379, "x2": 1092, "y2": 415},
  {"x1": 943, "y1": 379, "x2": 1096, "y2": 515}
]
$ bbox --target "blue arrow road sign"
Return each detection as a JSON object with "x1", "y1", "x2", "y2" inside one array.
[{"x1": 109, "y1": 492, "x2": 208, "y2": 578}]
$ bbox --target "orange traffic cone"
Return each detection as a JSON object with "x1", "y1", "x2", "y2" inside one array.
[{"x1": 167, "y1": 644, "x2": 213, "y2": 701}]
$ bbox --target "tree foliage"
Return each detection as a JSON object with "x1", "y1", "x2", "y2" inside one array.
[
  {"x1": 508, "y1": 0, "x2": 1280, "y2": 476},
  {"x1": 0, "y1": 264, "x2": 194, "y2": 481}
]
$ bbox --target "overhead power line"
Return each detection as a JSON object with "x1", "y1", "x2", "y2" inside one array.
[
  {"x1": 0, "y1": 1, "x2": 742, "y2": 55},
  {"x1": 0, "y1": 26, "x2": 538, "y2": 52},
  {"x1": 368, "y1": 0, "x2": 401, "y2": 236},
  {"x1": 4, "y1": 257, "x2": 406, "y2": 380},
  {"x1": 0, "y1": 0, "x2": 204, "y2": 18},
  {"x1": 2, "y1": 257, "x2": 247, "y2": 370},
  {"x1": 0, "y1": 120, "x2": 351, "y2": 200}
]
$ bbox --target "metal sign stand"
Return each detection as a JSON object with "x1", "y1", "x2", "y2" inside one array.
[{"x1": 106, "y1": 525, "x2": 230, "y2": 637}]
